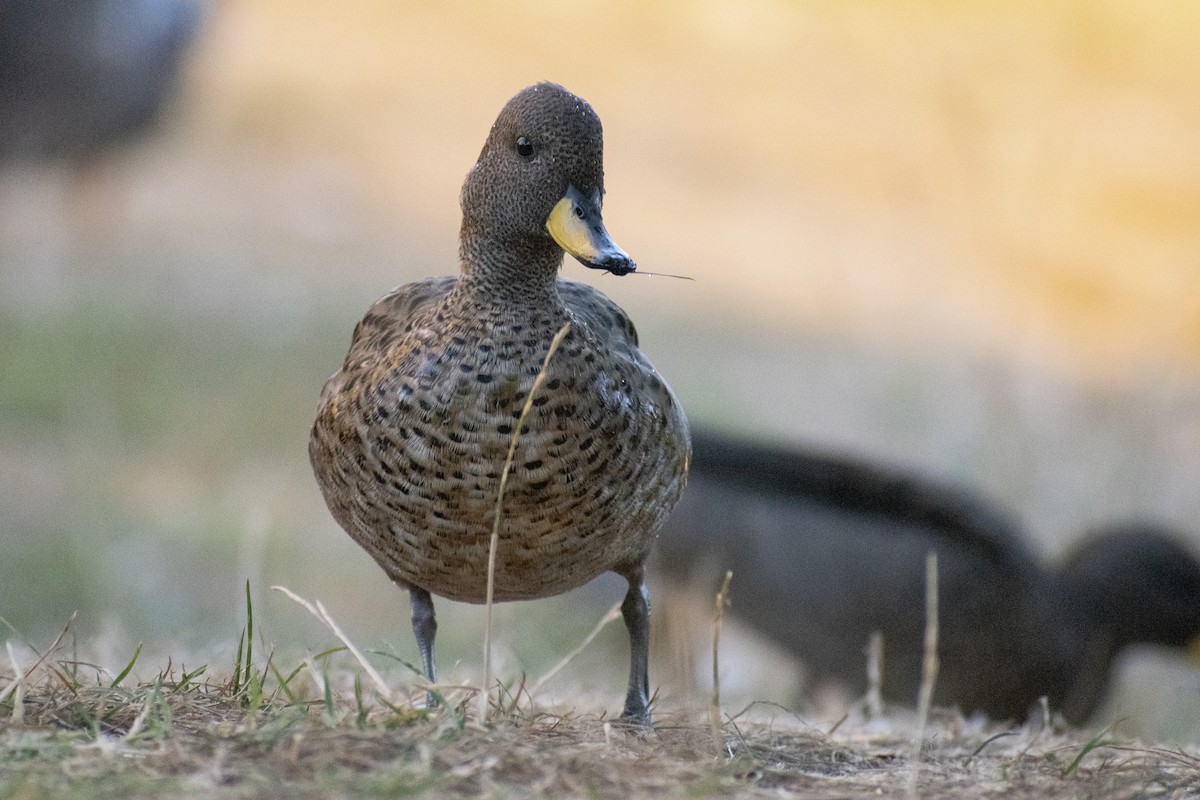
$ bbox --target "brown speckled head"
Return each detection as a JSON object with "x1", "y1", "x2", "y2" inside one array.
[
  {"x1": 459, "y1": 83, "x2": 633, "y2": 281},
  {"x1": 462, "y1": 83, "x2": 602, "y2": 237}
]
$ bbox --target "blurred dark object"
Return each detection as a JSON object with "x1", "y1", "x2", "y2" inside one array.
[
  {"x1": 657, "y1": 428, "x2": 1200, "y2": 724},
  {"x1": 0, "y1": 0, "x2": 201, "y2": 164}
]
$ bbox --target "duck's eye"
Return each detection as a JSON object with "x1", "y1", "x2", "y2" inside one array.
[{"x1": 516, "y1": 137, "x2": 534, "y2": 157}]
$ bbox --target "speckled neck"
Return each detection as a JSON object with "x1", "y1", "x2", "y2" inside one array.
[{"x1": 456, "y1": 224, "x2": 565, "y2": 307}]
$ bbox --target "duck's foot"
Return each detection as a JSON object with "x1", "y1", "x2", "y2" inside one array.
[
  {"x1": 616, "y1": 701, "x2": 652, "y2": 728},
  {"x1": 617, "y1": 569, "x2": 653, "y2": 728}
]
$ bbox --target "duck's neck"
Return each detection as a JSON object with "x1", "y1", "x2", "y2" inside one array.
[{"x1": 456, "y1": 224, "x2": 564, "y2": 307}]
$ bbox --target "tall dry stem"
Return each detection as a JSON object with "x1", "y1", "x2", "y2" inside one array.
[
  {"x1": 907, "y1": 551, "x2": 939, "y2": 799},
  {"x1": 480, "y1": 323, "x2": 572, "y2": 720}
]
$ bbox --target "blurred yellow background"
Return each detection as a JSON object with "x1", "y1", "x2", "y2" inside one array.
[
  {"x1": 1, "y1": 0, "x2": 1197, "y2": 736},
  {"x1": 184, "y1": 0, "x2": 1200, "y2": 372}
]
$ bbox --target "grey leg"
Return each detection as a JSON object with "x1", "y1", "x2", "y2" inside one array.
[
  {"x1": 619, "y1": 567, "x2": 651, "y2": 725},
  {"x1": 410, "y1": 586, "x2": 437, "y2": 683}
]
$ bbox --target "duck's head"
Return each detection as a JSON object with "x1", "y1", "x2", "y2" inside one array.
[
  {"x1": 460, "y1": 82, "x2": 635, "y2": 277},
  {"x1": 1059, "y1": 524, "x2": 1200, "y2": 654}
]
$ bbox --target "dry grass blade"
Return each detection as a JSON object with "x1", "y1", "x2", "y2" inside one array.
[
  {"x1": 710, "y1": 570, "x2": 733, "y2": 756},
  {"x1": 528, "y1": 600, "x2": 622, "y2": 698},
  {"x1": 5, "y1": 641, "x2": 24, "y2": 722},
  {"x1": 481, "y1": 322, "x2": 572, "y2": 721},
  {"x1": 907, "y1": 551, "x2": 939, "y2": 799},
  {"x1": 123, "y1": 675, "x2": 163, "y2": 742},
  {"x1": 865, "y1": 631, "x2": 884, "y2": 719},
  {"x1": 272, "y1": 585, "x2": 393, "y2": 703},
  {"x1": 0, "y1": 611, "x2": 76, "y2": 705},
  {"x1": 302, "y1": 654, "x2": 328, "y2": 706}
]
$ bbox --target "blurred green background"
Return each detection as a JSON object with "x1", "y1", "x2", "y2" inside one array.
[{"x1": 2, "y1": 0, "x2": 1198, "y2": 739}]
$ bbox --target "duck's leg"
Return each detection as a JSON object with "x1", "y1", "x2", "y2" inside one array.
[
  {"x1": 409, "y1": 585, "x2": 438, "y2": 700},
  {"x1": 618, "y1": 566, "x2": 652, "y2": 725}
]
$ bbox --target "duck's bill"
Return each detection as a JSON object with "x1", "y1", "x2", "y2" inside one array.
[{"x1": 546, "y1": 184, "x2": 636, "y2": 276}]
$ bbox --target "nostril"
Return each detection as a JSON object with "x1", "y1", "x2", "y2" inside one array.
[{"x1": 573, "y1": 205, "x2": 585, "y2": 219}]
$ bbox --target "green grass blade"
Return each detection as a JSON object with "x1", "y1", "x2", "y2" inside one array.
[
  {"x1": 244, "y1": 580, "x2": 254, "y2": 692},
  {"x1": 268, "y1": 661, "x2": 302, "y2": 704},
  {"x1": 314, "y1": 646, "x2": 348, "y2": 661},
  {"x1": 232, "y1": 629, "x2": 245, "y2": 696},
  {"x1": 354, "y1": 673, "x2": 367, "y2": 729},
  {"x1": 177, "y1": 664, "x2": 207, "y2": 692},
  {"x1": 1062, "y1": 720, "x2": 1121, "y2": 776},
  {"x1": 110, "y1": 642, "x2": 142, "y2": 688},
  {"x1": 323, "y1": 667, "x2": 336, "y2": 724}
]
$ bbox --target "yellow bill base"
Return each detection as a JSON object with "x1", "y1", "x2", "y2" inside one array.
[{"x1": 546, "y1": 196, "x2": 598, "y2": 262}]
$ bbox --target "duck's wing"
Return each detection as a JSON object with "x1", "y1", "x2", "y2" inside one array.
[
  {"x1": 339, "y1": 276, "x2": 458, "y2": 371},
  {"x1": 556, "y1": 277, "x2": 641, "y2": 352},
  {"x1": 556, "y1": 275, "x2": 692, "y2": 479},
  {"x1": 315, "y1": 276, "x2": 457, "y2": 410}
]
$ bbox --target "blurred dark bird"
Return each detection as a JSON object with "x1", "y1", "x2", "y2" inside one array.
[
  {"x1": 310, "y1": 83, "x2": 690, "y2": 725},
  {"x1": 0, "y1": 0, "x2": 201, "y2": 165},
  {"x1": 657, "y1": 428, "x2": 1200, "y2": 724}
]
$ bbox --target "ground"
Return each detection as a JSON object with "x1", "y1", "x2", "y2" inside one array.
[{"x1": 2, "y1": 640, "x2": 1198, "y2": 800}]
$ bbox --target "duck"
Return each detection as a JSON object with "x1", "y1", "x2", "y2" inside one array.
[
  {"x1": 0, "y1": 0, "x2": 200, "y2": 165},
  {"x1": 309, "y1": 83, "x2": 691, "y2": 725},
  {"x1": 656, "y1": 427, "x2": 1200, "y2": 724}
]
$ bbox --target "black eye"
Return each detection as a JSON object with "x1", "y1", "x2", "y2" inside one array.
[{"x1": 516, "y1": 137, "x2": 534, "y2": 157}]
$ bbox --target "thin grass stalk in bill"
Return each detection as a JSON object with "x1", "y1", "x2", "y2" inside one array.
[{"x1": 481, "y1": 323, "x2": 572, "y2": 721}]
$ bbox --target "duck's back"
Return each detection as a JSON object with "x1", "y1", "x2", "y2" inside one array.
[{"x1": 309, "y1": 276, "x2": 690, "y2": 604}]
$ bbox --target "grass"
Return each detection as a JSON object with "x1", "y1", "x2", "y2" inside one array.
[{"x1": 3, "y1": 595, "x2": 1199, "y2": 799}]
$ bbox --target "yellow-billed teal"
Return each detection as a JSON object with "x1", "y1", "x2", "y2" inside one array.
[
  {"x1": 309, "y1": 83, "x2": 690, "y2": 724},
  {"x1": 659, "y1": 428, "x2": 1200, "y2": 723}
]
